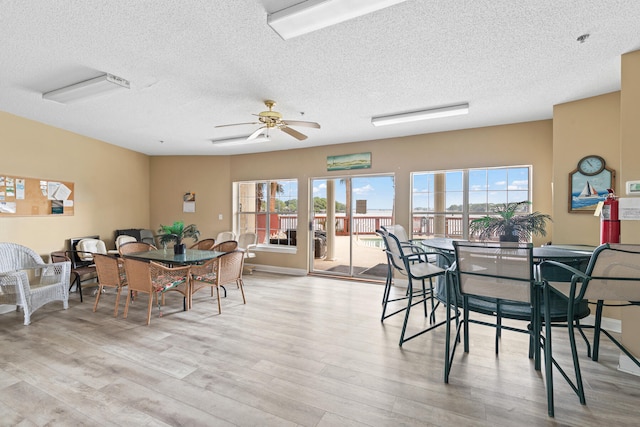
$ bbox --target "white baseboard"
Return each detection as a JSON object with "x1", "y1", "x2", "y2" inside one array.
[
  {"x1": 581, "y1": 315, "x2": 639, "y2": 376},
  {"x1": 618, "y1": 354, "x2": 640, "y2": 376},
  {"x1": 246, "y1": 264, "x2": 307, "y2": 276},
  {"x1": 581, "y1": 315, "x2": 621, "y2": 333}
]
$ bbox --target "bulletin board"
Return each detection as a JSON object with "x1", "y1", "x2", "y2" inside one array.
[{"x1": 0, "y1": 174, "x2": 74, "y2": 217}]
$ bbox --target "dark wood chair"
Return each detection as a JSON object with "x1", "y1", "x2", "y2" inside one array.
[{"x1": 51, "y1": 250, "x2": 97, "y2": 303}]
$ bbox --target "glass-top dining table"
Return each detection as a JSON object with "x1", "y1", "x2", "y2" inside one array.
[
  {"x1": 123, "y1": 248, "x2": 224, "y2": 265},
  {"x1": 420, "y1": 238, "x2": 597, "y2": 286},
  {"x1": 420, "y1": 238, "x2": 596, "y2": 263}
]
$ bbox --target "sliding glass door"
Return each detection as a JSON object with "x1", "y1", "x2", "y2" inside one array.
[{"x1": 310, "y1": 175, "x2": 394, "y2": 281}]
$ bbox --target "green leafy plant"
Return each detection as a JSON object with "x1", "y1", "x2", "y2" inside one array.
[
  {"x1": 469, "y1": 201, "x2": 551, "y2": 242},
  {"x1": 157, "y1": 220, "x2": 200, "y2": 247}
]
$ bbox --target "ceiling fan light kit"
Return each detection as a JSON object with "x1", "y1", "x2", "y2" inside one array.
[
  {"x1": 42, "y1": 73, "x2": 130, "y2": 104},
  {"x1": 371, "y1": 103, "x2": 469, "y2": 127},
  {"x1": 268, "y1": 0, "x2": 408, "y2": 40},
  {"x1": 215, "y1": 100, "x2": 320, "y2": 142}
]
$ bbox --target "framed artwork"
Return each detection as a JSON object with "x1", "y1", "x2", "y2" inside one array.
[
  {"x1": 568, "y1": 166, "x2": 615, "y2": 213},
  {"x1": 327, "y1": 152, "x2": 371, "y2": 171}
]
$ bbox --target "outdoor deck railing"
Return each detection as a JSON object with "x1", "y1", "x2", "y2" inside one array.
[{"x1": 277, "y1": 214, "x2": 470, "y2": 238}]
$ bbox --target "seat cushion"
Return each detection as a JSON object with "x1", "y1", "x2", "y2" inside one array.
[{"x1": 152, "y1": 275, "x2": 187, "y2": 293}]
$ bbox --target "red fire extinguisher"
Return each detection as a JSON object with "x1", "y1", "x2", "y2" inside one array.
[{"x1": 600, "y1": 188, "x2": 620, "y2": 244}]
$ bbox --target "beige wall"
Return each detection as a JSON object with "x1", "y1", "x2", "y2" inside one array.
[
  {"x1": 149, "y1": 120, "x2": 553, "y2": 269},
  {"x1": 0, "y1": 112, "x2": 150, "y2": 257},
  {"x1": 552, "y1": 91, "x2": 621, "y2": 244},
  {"x1": 620, "y1": 51, "x2": 640, "y2": 354},
  {"x1": 148, "y1": 156, "x2": 231, "y2": 245}
]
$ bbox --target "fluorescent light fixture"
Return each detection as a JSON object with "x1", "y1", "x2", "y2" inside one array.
[
  {"x1": 43, "y1": 73, "x2": 130, "y2": 103},
  {"x1": 268, "y1": 0, "x2": 408, "y2": 40},
  {"x1": 371, "y1": 103, "x2": 469, "y2": 127},
  {"x1": 211, "y1": 135, "x2": 271, "y2": 147}
]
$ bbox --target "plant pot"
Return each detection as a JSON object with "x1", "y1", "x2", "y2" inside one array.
[
  {"x1": 173, "y1": 243, "x2": 186, "y2": 254},
  {"x1": 499, "y1": 235, "x2": 519, "y2": 242}
]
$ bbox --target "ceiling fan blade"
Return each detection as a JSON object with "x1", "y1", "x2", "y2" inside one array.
[
  {"x1": 214, "y1": 122, "x2": 260, "y2": 128},
  {"x1": 248, "y1": 126, "x2": 267, "y2": 140},
  {"x1": 280, "y1": 126, "x2": 307, "y2": 141},
  {"x1": 282, "y1": 120, "x2": 321, "y2": 129}
]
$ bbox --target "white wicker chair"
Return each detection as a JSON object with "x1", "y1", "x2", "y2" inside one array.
[{"x1": 0, "y1": 242, "x2": 70, "y2": 325}]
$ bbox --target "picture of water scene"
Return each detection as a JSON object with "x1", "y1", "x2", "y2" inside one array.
[
  {"x1": 327, "y1": 153, "x2": 371, "y2": 171},
  {"x1": 570, "y1": 169, "x2": 612, "y2": 211}
]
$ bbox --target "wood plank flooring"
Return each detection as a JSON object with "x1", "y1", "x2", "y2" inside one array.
[{"x1": 1, "y1": 272, "x2": 639, "y2": 426}]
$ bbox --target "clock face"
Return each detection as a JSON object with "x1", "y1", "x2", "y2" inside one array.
[{"x1": 578, "y1": 155, "x2": 605, "y2": 176}]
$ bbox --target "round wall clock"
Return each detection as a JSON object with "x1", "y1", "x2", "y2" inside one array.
[{"x1": 577, "y1": 155, "x2": 605, "y2": 176}]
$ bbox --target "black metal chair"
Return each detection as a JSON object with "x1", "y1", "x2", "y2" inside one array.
[
  {"x1": 445, "y1": 241, "x2": 593, "y2": 417},
  {"x1": 445, "y1": 241, "x2": 555, "y2": 415},
  {"x1": 377, "y1": 228, "x2": 449, "y2": 346},
  {"x1": 541, "y1": 243, "x2": 640, "y2": 410}
]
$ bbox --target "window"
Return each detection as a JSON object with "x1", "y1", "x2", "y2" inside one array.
[
  {"x1": 411, "y1": 166, "x2": 531, "y2": 240},
  {"x1": 236, "y1": 179, "x2": 298, "y2": 246}
]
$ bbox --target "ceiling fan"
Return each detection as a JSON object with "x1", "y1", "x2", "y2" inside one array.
[{"x1": 215, "y1": 100, "x2": 320, "y2": 141}]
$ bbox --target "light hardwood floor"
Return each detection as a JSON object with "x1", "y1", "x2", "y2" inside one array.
[{"x1": 1, "y1": 273, "x2": 639, "y2": 426}]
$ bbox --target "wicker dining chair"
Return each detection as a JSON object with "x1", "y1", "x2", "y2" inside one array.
[
  {"x1": 190, "y1": 250, "x2": 246, "y2": 314},
  {"x1": 93, "y1": 253, "x2": 127, "y2": 317},
  {"x1": 118, "y1": 241, "x2": 157, "y2": 256},
  {"x1": 122, "y1": 258, "x2": 191, "y2": 325},
  {"x1": 212, "y1": 240, "x2": 238, "y2": 253},
  {"x1": 189, "y1": 238, "x2": 216, "y2": 250}
]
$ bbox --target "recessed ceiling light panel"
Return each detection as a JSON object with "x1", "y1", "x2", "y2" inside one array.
[
  {"x1": 211, "y1": 135, "x2": 271, "y2": 146},
  {"x1": 43, "y1": 73, "x2": 130, "y2": 104},
  {"x1": 268, "y1": 0, "x2": 409, "y2": 40},
  {"x1": 371, "y1": 103, "x2": 469, "y2": 126}
]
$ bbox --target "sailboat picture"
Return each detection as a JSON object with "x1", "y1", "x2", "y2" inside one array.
[
  {"x1": 570, "y1": 169, "x2": 613, "y2": 212},
  {"x1": 575, "y1": 181, "x2": 600, "y2": 199}
]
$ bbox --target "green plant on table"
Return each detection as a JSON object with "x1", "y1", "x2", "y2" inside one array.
[
  {"x1": 469, "y1": 201, "x2": 551, "y2": 242},
  {"x1": 157, "y1": 221, "x2": 200, "y2": 247}
]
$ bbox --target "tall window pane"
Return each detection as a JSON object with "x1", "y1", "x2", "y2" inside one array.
[{"x1": 236, "y1": 179, "x2": 298, "y2": 246}]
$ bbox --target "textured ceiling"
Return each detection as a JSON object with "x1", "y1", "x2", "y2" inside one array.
[{"x1": 1, "y1": 0, "x2": 639, "y2": 156}]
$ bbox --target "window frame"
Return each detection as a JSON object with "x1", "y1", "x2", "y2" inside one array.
[
  {"x1": 411, "y1": 166, "x2": 532, "y2": 240},
  {"x1": 234, "y1": 179, "x2": 299, "y2": 249}
]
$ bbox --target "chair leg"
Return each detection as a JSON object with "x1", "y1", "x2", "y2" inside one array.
[
  {"x1": 215, "y1": 284, "x2": 222, "y2": 314},
  {"x1": 70, "y1": 272, "x2": 83, "y2": 302},
  {"x1": 543, "y1": 285, "x2": 555, "y2": 417},
  {"x1": 124, "y1": 291, "x2": 132, "y2": 318},
  {"x1": 445, "y1": 273, "x2": 462, "y2": 383},
  {"x1": 445, "y1": 295, "x2": 453, "y2": 383},
  {"x1": 238, "y1": 278, "x2": 246, "y2": 304},
  {"x1": 399, "y1": 279, "x2": 414, "y2": 347},
  {"x1": 381, "y1": 261, "x2": 392, "y2": 305},
  {"x1": 421, "y1": 279, "x2": 428, "y2": 317},
  {"x1": 428, "y1": 277, "x2": 436, "y2": 324},
  {"x1": 495, "y1": 312, "x2": 502, "y2": 354},
  {"x1": 381, "y1": 264, "x2": 393, "y2": 321},
  {"x1": 146, "y1": 293, "x2": 154, "y2": 325},
  {"x1": 93, "y1": 285, "x2": 103, "y2": 312},
  {"x1": 564, "y1": 287, "x2": 586, "y2": 406},
  {"x1": 463, "y1": 298, "x2": 470, "y2": 353},
  {"x1": 114, "y1": 287, "x2": 123, "y2": 317},
  {"x1": 592, "y1": 300, "x2": 604, "y2": 361}
]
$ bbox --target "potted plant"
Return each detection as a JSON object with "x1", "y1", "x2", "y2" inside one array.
[
  {"x1": 158, "y1": 220, "x2": 200, "y2": 254},
  {"x1": 469, "y1": 201, "x2": 551, "y2": 242}
]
